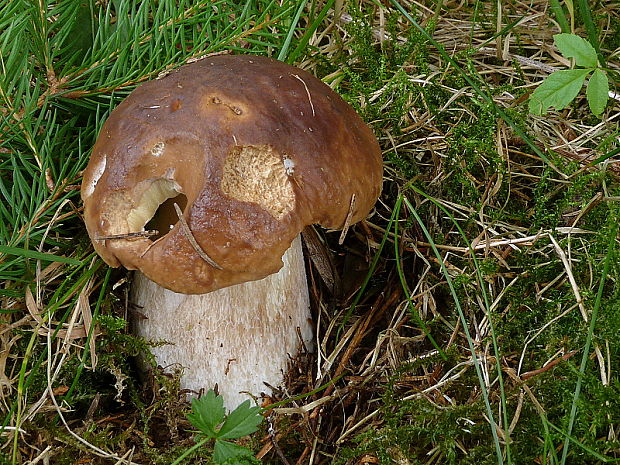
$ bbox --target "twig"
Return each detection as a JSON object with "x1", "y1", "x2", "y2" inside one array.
[
  {"x1": 0, "y1": 426, "x2": 26, "y2": 435},
  {"x1": 139, "y1": 233, "x2": 167, "y2": 258},
  {"x1": 96, "y1": 230, "x2": 159, "y2": 241},
  {"x1": 267, "y1": 415, "x2": 291, "y2": 465},
  {"x1": 273, "y1": 395, "x2": 333, "y2": 415},
  {"x1": 338, "y1": 194, "x2": 356, "y2": 245},
  {"x1": 521, "y1": 351, "x2": 578, "y2": 380},
  {"x1": 173, "y1": 203, "x2": 223, "y2": 269},
  {"x1": 25, "y1": 445, "x2": 52, "y2": 465},
  {"x1": 548, "y1": 234, "x2": 588, "y2": 322},
  {"x1": 291, "y1": 74, "x2": 315, "y2": 117}
]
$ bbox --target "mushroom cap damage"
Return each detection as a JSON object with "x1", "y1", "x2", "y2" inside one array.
[{"x1": 81, "y1": 55, "x2": 383, "y2": 294}]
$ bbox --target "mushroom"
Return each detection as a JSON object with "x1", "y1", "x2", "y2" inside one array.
[{"x1": 81, "y1": 55, "x2": 383, "y2": 409}]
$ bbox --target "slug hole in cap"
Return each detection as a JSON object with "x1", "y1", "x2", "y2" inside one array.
[
  {"x1": 126, "y1": 178, "x2": 188, "y2": 241},
  {"x1": 145, "y1": 193, "x2": 188, "y2": 240}
]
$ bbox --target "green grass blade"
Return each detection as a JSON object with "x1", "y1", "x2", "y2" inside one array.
[
  {"x1": 277, "y1": 0, "x2": 308, "y2": 62},
  {"x1": 560, "y1": 211, "x2": 618, "y2": 464},
  {"x1": 0, "y1": 245, "x2": 82, "y2": 265},
  {"x1": 287, "y1": 0, "x2": 335, "y2": 63},
  {"x1": 404, "y1": 195, "x2": 505, "y2": 465},
  {"x1": 575, "y1": 0, "x2": 604, "y2": 66},
  {"x1": 393, "y1": 195, "x2": 447, "y2": 359},
  {"x1": 549, "y1": 0, "x2": 570, "y2": 33}
]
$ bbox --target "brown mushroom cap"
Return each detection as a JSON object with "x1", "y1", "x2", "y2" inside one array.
[{"x1": 81, "y1": 55, "x2": 383, "y2": 294}]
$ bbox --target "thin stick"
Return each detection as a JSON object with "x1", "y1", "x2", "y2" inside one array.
[
  {"x1": 139, "y1": 233, "x2": 167, "y2": 258},
  {"x1": 338, "y1": 194, "x2": 356, "y2": 245},
  {"x1": 521, "y1": 351, "x2": 578, "y2": 380},
  {"x1": 291, "y1": 74, "x2": 315, "y2": 117},
  {"x1": 267, "y1": 415, "x2": 291, "y2": 465},
  {"x1": 96, "y1": 230, "x2": 159, "y2": 241},
  {"x1": 173, "y1": 203, "x2": 223, "y2": 270}
]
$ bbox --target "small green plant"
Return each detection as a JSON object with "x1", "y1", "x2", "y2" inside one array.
[
  {"x1": 172, "y1": 391, "x2": 263, "y2": 465},
  {"x1": 529, "y1": 33, "x2": 610, "y2": 116}
]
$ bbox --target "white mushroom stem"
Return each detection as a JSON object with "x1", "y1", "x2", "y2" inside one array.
[{"x1": 131, "y1": 235, "x2": 312, "y2": 410}]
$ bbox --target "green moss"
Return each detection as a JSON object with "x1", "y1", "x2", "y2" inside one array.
[{"x1": 336, "y1": 369, "x2": 499, "y2": 465}]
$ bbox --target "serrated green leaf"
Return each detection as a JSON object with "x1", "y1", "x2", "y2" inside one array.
[
  {"x1": 213, "y1": 440, "x2": 255, "y2": 464},
  {"x1": 529, "y1": 68, "x2": 591, "y2": 115},
  {"x1": 554, "y1": 33, "x2": 598, "y2": 68},
  {"x1": 217, "y1": 400, "x2": 263, "y2": 440},
  {"x1": 186, "y1": 390, "x2": 226, "y2": 438},
  {"x1": 586, "y1": 68, "x2": 609, "y2": 115}
]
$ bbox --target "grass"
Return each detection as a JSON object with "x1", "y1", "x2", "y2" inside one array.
[{"x1": 1, "y1": 0, "x2": 620, "y2": 464}]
